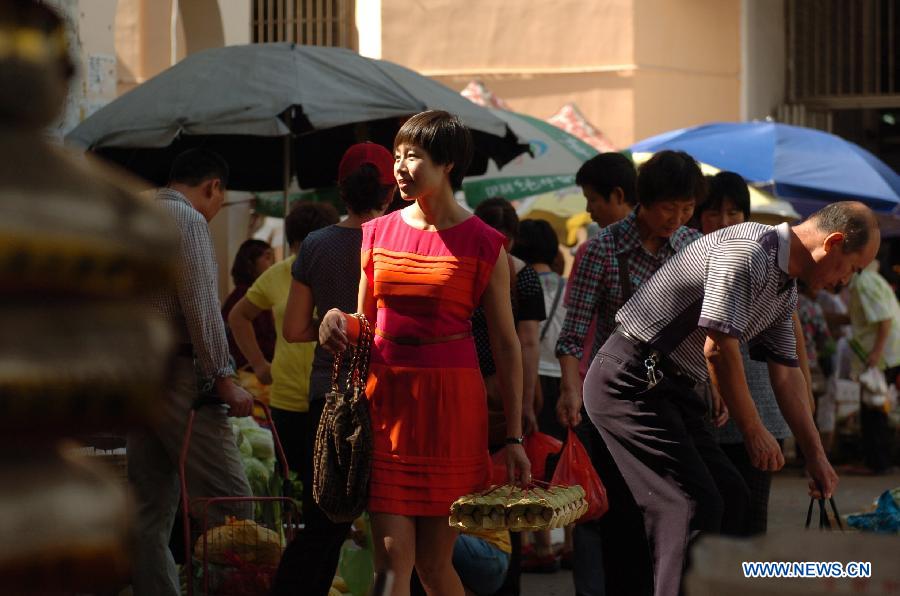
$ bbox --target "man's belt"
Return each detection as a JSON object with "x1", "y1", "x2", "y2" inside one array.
[
  {"x1": 375, "y1": 328, "x2": 471, "y2": 346},
  {"x1": 614, "y1": 326, "x2": 696, "y2": 388}
]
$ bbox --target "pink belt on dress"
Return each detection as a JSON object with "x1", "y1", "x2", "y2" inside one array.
[{"x1": 374, "y1": 328, "x2": 472, "y2": 346}]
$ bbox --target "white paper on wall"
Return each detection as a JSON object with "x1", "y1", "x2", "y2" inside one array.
[{"x1": 87, "y1": 54, "x2": 116, "y2": 98}]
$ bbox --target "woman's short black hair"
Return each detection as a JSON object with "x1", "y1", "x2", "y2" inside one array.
[
  {"x1": 512, "y1": 219, "x2": 560, "y2": 266},
  {"x1": 474, "y1": 196, "x2": 519, "y2": 240},
  {"x1": 393, "y1": 110, "x2": 474, "y2": 190},
  {"x1": 284, "y1": 201, "x2": 340, "y2": 247},
  {"x1": 230, "y1": 239, "x2": 271, "y2": 286},
  {"x1": 696, "y1": 171, "x2": 751, "y2": 220},
  {"x1": 339, "y1": 163, "x2": 394, "y2": 215},
  {"x1": 575, "y1": 153, "x2": 638, "y2": 206},
  {"x1": 636, "y1": 150, "x2": 706, "y2": 206}
]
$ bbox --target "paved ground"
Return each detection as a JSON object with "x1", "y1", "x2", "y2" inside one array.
[{"x1": 520, "y1": 467, "x2": 900, "y2": 596}]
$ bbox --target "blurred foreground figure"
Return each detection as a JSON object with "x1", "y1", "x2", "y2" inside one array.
[{"x1": 0, "y1": 1, "x2": 177, "y2": 592}]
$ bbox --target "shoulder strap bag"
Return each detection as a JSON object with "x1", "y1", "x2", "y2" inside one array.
[
  {"x1": 312, "y1": 313, "x2": 374, "y2": 523},
  {"x1": 539, "y1": 273, "x2": 565, "y2": 342}
]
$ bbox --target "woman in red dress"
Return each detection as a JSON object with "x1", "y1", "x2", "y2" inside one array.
[{"x1": 320, "y1": 111, "x2": 531, "y2": 595}]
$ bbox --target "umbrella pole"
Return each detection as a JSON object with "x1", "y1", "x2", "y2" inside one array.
[{"x1": 282, "y1": 127, "x2": 292, "y2": 258}]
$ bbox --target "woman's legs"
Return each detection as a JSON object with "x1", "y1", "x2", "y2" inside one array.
[
  {"x1": 414, "y1": 517, "x2": 465, "y2": 596},
  {"x1": 372, "y1": 513, "x2": 417, "y2": 596},
  {"x1": 372, "y1": 514, "x2": 470, "y2": 595}
]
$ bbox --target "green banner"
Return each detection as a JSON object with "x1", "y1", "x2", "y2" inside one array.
[
  {"x1": 463, "y1": 174, "x2": 577, "y2": 206},
  {"x1": 252, "y1": 187, "x2": 342, "y2": 218}
]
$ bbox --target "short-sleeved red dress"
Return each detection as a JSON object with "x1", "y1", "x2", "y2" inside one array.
[{"x1": 360, "y1": 210, "x2": 505, "y2": 516}]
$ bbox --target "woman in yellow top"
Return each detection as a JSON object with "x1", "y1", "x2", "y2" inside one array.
[{"x1": 227, "y1": 202, "x2": 338, "y2": 459}]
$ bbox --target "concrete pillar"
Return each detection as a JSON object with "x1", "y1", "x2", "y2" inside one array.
[{"x1": 741, "y1": 0, "x2": 786, "y2": 121}]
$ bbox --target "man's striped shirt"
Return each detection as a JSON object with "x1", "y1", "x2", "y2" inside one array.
[{"x1": 616, "y1": 221, "x2": 799, "y2": 383}]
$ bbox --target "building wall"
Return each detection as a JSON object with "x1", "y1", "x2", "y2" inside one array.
[
  {"x1": 633, "y1": 0, "x2": 739, "y2": 73},
  {"x1": 632, "y1": 70, "x2": 739, "y2": 142},
  {"x1": 114, "y1": 0, "x2": 140, "y2": 95},
  {"x1": 431, "y1": 72, "x2": 637, "y2": 151},
  {"x1": 379, "y1": 0, "x2": 741, "y2": 147},
  {"x1": 114, "y1": 0, "x2": 178, "y2": 95},
  {"x1": 115, "y1": 0, "x2": 248, "y2": 95},
  {"x1": 85, "y1": 0, "x2": 749, "y2": 149},
  {"x1": 218, "y1": 0, "x2": 252, "y2": 47},
  {"x1": 380, "y1": 0, "x2": 634, "y2": 73},
  {"x1": 356, "y1": 0, "x2": 382, "y2": 58},
  {"x1": 379, "y1": 0, "x2": 636, "y2": 145},
  {"x1": 631, "y1": 0, "x2": 742, "y2": 141}
]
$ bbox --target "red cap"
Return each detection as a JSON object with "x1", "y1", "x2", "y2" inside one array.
[{"x1": 337, "y1": 142, "x2": 395, "y2": 185}]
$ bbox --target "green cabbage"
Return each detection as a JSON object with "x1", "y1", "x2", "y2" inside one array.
[
  {"x1": 238, "y1": 434, "x2": 253, "y2": 458},
  {"x1": 243, "y1": 426, "x2": 275, "y2": 461},
  {"x1": 232, "y1": 416, "x2": 260, "y2": 432},
  {"x1": 242, "y1": 456, "x2": 270, "y2": 496}
]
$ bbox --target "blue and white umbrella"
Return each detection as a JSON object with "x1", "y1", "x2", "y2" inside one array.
[{"x1": 631, "y1": 121, "x2": 900, "y2": 215}]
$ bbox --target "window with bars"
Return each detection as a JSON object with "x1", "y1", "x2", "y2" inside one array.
[
  {"x1": 252, "y1": 0, "x2": 352, "y2": 48},
  {"x1": 787, "y1": 0, "x2": 900, "y2": 106}
]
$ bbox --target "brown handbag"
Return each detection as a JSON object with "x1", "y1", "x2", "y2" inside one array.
[{"x1": 312, "y1": 313, "x2": 374, "y2": 523}]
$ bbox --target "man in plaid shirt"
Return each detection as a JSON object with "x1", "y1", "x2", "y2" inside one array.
[
  {"x1": 556, "y1": 152, "x2": 703, "y2": 426},
  {"x1": 130, "y1": 149, "x2": 253, "y2": 596},
  {"x1": 555, "y1": 151, "x2": 704, "y2": 596}
]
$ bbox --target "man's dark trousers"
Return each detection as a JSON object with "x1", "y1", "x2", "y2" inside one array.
[{"x1": 583, "y1": 332, "x2": 750, "y2": 596}]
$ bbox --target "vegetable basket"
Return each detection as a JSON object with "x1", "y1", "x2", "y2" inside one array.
[{"x1": 180, "y1": 399, "x2": 298, "y2": 595}]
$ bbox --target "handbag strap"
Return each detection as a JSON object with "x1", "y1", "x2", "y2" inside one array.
[
  {"x1": 540, "y1": 274, "x2": 565, "y2": 342},
  {"x1": 616, "y1": 253, "x2": 634, "y2": 303},
  {"x1": 330, "y1": 350, "x2": 343, "y2": 393},
  {"x1": 345, "y1": 313, "x2": 373, "y2": 393}
]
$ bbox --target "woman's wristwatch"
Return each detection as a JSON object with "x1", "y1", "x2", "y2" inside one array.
[{"x1": 504, "y1": 435, "x2": 525, "y2": 445}]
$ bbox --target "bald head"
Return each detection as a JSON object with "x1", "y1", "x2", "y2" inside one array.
[
  {"x1": 793, "y1": 201, "x2": 881, "y2": 292},
  {"x1": 807, "y1": 201, "x2": 879, "y2": 254}
]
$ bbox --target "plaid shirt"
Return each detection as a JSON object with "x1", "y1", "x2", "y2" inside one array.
[
  {"x1": 556, "y1": 210, "x2": 701, "y2": 360},
  {"x1": 146, "y1": 188, "x2": 233, "y2": 379}
]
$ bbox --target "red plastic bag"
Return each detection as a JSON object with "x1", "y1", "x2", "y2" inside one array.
[
  {"x1": 523, "y1": 431, "x2": 563, "y2": 482},
  {"x1": 550, "y1": 429, "x2": 608, "y2": 521},
  {"x1": 489, "y1": 431, "x2": 564, "y2": 485}
]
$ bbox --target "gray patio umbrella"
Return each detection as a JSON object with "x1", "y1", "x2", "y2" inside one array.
[{"x1": 66, "y1": 43, "x2": 529, "y2": 194}]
